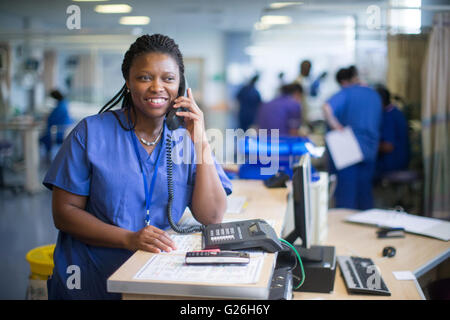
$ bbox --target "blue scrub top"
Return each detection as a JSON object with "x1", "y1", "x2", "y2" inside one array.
[
  {"x1": 377, "y1": 105, "x2": 410, "y2": 173},
  {"x1": 257, "y1": 95, "x2": 301, "y2": 136},
  {"x1": 47, "y1": 99, "x2": 73, "y2": 127},
  {"x1": 237, "y1": 84, "x2": 262, "y2": 130},
  {"x1": 327, "y1": 84, "x2": 382, "y2": 162},
  {"x1": 43, "y1": 109, "x2": 232, "y2": 299},
  {"x1": 41, "y1": 99, "x2": 74, "y2": 150}
]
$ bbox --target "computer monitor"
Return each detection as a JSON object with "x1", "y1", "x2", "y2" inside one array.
[
  {"x1": 284, "y1": 153, "x2": 323, "y2": 261},
  {"x1": 284, "y1": 153, "x2": 312, "y2": 248}
]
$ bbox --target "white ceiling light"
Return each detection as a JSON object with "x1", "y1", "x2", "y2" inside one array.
[
  {"x1": 269, "y1": 2, "x2": 304, "y2": 9},
  {"x1": 73, "y1": 0, "x2": 109, "y2": 2},
  {"x1": 119, "y1": 16, "x2": 151, "y2": 25},
  {"x1": 389, "y1": 0, "x2": 422, "y2": 34},
  {"x1": 95, "y1": 4, "x2": 132, "y2": 13},
  {"x1": 260, "y1": 15, "x2": 292, "y2": 25},
  {"x1": 254, "y1": 22, "x2": 270, "y2": 30}
]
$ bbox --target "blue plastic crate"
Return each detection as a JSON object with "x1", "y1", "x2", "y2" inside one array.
[{"x1": 237, "y1": 135, "x2": 315, "y2": 180}]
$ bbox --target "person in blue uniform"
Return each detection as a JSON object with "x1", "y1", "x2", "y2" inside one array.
[
  {"x1": 375, "y1": 85, "x2": 410, "y2": 177},
  {"x1": 256, "y1": 83, "x2": 303, "y2": 136},
  {"x1": 39, "y1": 89, "x2": 73, "y2": 157},
  {"x1": 43, "y1": 34, "x2": 232, "y2": 299},
  {"x1": 323, "y1": 67, "x2": 382, "y2": 210},
  {"x1": 236, "y1": 74, "x2": 262, "y2": 131}
]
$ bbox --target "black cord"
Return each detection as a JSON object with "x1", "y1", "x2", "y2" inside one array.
[
  {"x1": 280, "y1": 241, "x2": 298, "y2": 272},
  {"x1": 279, "y1": 239, "x2": 305, "y2": 289},
  {"x1": 165, "y1": 132, "x2": 204, "y2": 234}
]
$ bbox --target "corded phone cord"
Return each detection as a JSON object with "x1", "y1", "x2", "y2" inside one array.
[
  {"x1": 165, "y1": 133, "x2": 205, "y2": 234},
  {"x1": 279, "y1": 238, "x2": 305, "y2": 289}
]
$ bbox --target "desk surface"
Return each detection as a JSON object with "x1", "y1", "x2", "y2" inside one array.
[
  {"x1": 109, "y1": 179, "x2": 449, "y2": 300},
  {"x1": 0, "y1": 119, "x2": 44, "y2": 193},
  {"x1": 0, "y1": 119, "x2": 44, "y2": 130}
]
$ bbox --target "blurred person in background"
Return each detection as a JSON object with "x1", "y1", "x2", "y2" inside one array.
[
  {"x1": 295, "y1": 60, "x2": 328, "y2": 125},
  {"x1": 236, "y1": 74, "x2": 262, "y2": 131},
  {"x1": 40, "y1": 89, "x2": 73, "y2": 159},
  {"x1": 323, "y1": 66, "x2": 382, "y2": 210},
  {"x1": 375, "y1": 84, "x2": 410, "y2": 178},
  {"x1": 256, "y1": 82, "x2": 303, "y2": 136}
]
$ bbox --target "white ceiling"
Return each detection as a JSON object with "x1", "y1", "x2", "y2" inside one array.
[
  {"x1": 0, "y1": 0, "x2": 388, "y2": 35},
  {"x1": 0, "y1": 0, "x2": 447, "y2": 40}
]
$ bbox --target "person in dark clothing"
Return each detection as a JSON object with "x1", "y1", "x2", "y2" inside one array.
[
  {"x1": 256, "y1": 83, "x2": 303, "y2": 136},
  {"x1": 375, "y1": 85, "x2": 410, "y2": 177},
  {"x1": 236, "y1": 74, "x2": 262, "y2": 131}
]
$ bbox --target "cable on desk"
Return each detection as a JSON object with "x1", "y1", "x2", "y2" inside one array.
[{"x1": 279, "y1": 238, "x2": 305, "y2": 289}]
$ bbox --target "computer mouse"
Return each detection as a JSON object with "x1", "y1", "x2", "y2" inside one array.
[{"x1": 382, "y1": 246, "x2": 396, "y2": 258}]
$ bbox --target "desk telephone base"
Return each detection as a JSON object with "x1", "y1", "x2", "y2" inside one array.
[{"x1": 202, "y1": 219, "x2": 283, "y2": 253}]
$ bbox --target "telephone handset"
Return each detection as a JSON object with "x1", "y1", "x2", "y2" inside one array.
[
  {"x1": 166, "y1": 76, "x2": 189, "y2": 131},
  {"x1": 166, "y1": 107, "x2": 187, "y2": 131}
]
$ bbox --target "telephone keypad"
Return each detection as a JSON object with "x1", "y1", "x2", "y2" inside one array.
[{"x1": 209, "y1": 227, "x2": 237, "y2": 243}]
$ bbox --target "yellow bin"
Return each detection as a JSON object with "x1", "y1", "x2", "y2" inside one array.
[{"x1": 26, "y1": 244, "x2": 55, "y2": 280}]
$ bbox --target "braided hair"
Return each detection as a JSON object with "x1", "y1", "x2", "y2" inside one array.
[{"x1": 99, "y1": 34, "x2": 186, "y2": 130}]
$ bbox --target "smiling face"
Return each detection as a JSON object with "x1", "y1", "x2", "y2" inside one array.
[{"x1": 126, "y1": 52, "x2": 180, "y2": 120}]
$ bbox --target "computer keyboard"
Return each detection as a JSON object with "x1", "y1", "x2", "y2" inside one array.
[{"x1": 337, "y1": 256, "x2": 391, "y2": 296}]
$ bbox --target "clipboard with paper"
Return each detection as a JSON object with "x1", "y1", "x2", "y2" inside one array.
[{"x1": 325, "y1": 127, "x2": 363, "y2": 170}]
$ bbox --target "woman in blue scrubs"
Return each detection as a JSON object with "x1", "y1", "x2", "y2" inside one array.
[
  {"x1": 323, "y1": 67, "x2": 382, "y2": 210},
  {"x1": 43, "y1": 34, "x2": 232, "y2": 299}
]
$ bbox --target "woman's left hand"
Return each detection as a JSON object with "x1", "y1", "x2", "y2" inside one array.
[{"x1": 172, "y1": 88, "x2": 207, "y2": 146}]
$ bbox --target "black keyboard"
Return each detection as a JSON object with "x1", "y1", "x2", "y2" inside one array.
[{"x1": 337, "y1": 256, "x2": 391, "y2": 296}]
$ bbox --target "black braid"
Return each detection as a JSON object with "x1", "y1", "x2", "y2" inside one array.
[{"x1": 99, "y1": 34, "x2": 186, "y2": 130}]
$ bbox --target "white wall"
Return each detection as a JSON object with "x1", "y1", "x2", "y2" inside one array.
[
  {"x1": 2, "y1": 30, "x2": 228, "y2": 124},
  {"x1": 53, "y1": 30, "x2": 227, "y2": 110},
  {"x1": 244, "y1": 16, "x2": 357, "y2": 121},
  {"x1": 175, "y1": 29, "x2": 226, "y2": 110}
]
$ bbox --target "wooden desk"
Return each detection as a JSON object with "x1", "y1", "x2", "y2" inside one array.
[
  {"x1": 295, "y1": 209, "x2": 450, "y2": 300},
  {"x1": 108, "y1": 179, "x2": 449, "y2": 300}
]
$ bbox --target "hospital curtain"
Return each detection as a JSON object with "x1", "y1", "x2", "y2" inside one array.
[
  {"x1": 72, "y1": 52, "x2": 100, "y2": 103},
  {"x1": 387, "y1": 33, "x2": 428, "y2": 118},
  {"x1": 421, "y1": 12, "x2": 450, "y2": 220}
]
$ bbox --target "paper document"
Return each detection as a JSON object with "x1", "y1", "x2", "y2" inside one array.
[
  {"x1": 393, "y1": 271, "x2": 416, "y2": 281},
  {"x1": 133, "y1": 253, "x2": 265, "y2": 284},
  {"x1": 226, "y1": 196, "x2": 247, "y2": 214},
  {"x1": 169, "y1": 233, "x2": 202, "y2": 253},
  {"x1": 325, "y1": 127, "x2": 363, "y2": 170},
  {"x1": 346, "y1": 209, "x2": 450, "y2": 241}
]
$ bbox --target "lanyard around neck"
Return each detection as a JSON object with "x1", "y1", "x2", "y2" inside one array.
[{"x1": 130, "y1": 124, "x2": 165, "y2": 226}]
